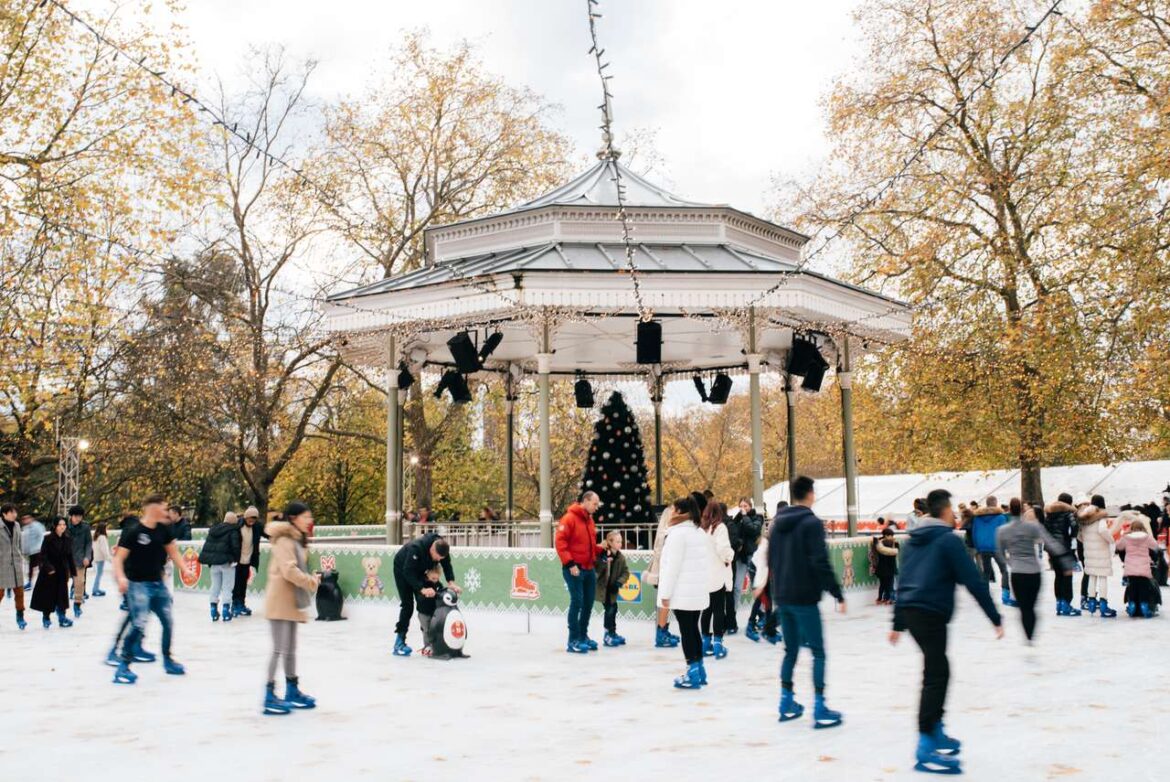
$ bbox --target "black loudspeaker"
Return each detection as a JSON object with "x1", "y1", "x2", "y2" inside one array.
[
  {"x1": 478, "y1": 331, "x2": 504, "y2": 362},
  {"x1": 447, "y1": 332, "x2": 481, "y2": 373},
  {"x1": 636, "y1": 320, "x2": 662, "y2": 364},
  {"x1": 574, "y1": 376, "x2": 594, "y2": 408},
  {"x1": 786, "y1": 337, "x2": 822, "y2": 377},
  {"x1": 692, "y1": 375, "x2": 708, "y2": 402},
  {"x1": 708, "y1": 373, "x2": 733, "y2": 404},
  {"x1": 397, "y1": 362, "x2": 414, "y2": 390},
  {"x1": 801, "y1": 358, "x2": 829, "y2": 392},
  {"x1": 315, "y1": 570, "x2": 346, "y2": 621}
]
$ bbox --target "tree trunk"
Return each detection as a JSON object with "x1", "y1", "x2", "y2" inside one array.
[{"x1": 1020, "y1": 459, "x2": 1044, "y2": 507}]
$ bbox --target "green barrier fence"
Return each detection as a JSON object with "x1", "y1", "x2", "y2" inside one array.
[{"x1": 173, "y1": 536, "x2": 882, "y2": 618}]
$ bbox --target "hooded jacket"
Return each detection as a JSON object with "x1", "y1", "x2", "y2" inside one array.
[
  {"x1": 68, "y1": 520, "x2": 93, "y2": 567},
  {"x1": 767, "y1": 504, "x2": 843, "y2": 606},
  {"x1": 393, "y1": 532, "x2": 456, "y2": 594},
  {"x1": 554, "y1": 503, "x2": 601, "y2": 570},
  {"x1": 1042, "y1": 501, "x2": 1077, "y2": 549},
  {"x1": 595, "y1": 548, "x2": 631, "y2": 603},
  {"x1": 707, "y1": 521, "x2": 734, "y2": 592},
  {"x1": 198, "y1": 521, "x2": 242, "y2": 566},
  {"x1": 263, "y1": 522, "x2": 318, "y2": 623},
  {"x1": 1116, "y1": 531, "x2": 1161, "y2": 579},
  {"x1": 970, "y1": 507, "x2": 1008, "y2": 553},
  {"x1": 893, "y1": 519, "x2": 1001, "y2": 630},
  {"x1": 1077, "y1": 507, "x2": 1119, "y2": 577}
]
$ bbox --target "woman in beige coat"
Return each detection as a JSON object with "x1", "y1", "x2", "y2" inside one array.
[
  {"x1": 263, "y1": 502, "x2": 320, "y2": 715},
  {"x1": 1077, "y1": 496, "x2": 1124, "y2": 617}
]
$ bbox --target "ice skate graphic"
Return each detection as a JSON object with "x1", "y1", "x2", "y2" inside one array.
[{"x1": 510, "y1": 564, "x2": 540, "y2": 600}]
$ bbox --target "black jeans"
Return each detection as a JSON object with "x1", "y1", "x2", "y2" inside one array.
[
  {"x1": 393, "y1": 567, "x2": 414, "y2": 636},
  {"x1": 701, "y1": 587, "x2": 727, "y2": 637},
  {"x1": 878, "y1": 573, "x2": 896, "y2": 602},
  {"x1": 232, "y1": 563, "x2": 251, "y2": 606},
  {"x1": 979, "y1": 552, "x2": 1007, "y2": 584},
  {"x1": 1052, "y1": 555, "x2": 1073, "y2": 602},
  {"x1": 902, "y1": 607, "x2": 949, "y2": 735},
  {"x1": 1011, "y1": 572, "x2": 1041, "y2": 640},
  {"x1": 673, "y1": 609, "x2": 702, "y2": 664},
  {"x1": 603, "y1": 601, "x2": 618, "y2": 634}
]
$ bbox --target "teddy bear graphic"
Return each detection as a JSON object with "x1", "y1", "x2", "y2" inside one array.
[
  {"x1": 840, "y1": 548, "x2": 855, "y2": 589},
  {"x1": 359, "y1": 557, "x2": 384, "y2": 597}
]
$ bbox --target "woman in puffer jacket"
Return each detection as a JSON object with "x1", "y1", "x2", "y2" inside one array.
[
  {"x1": 1077, "y1": 495, "x2": 1124, "y2": 617},
  {"x1": 657, "y1": 495, "x2": 712, "y2": 689},
  {"x1": 700, "y1": 501, "x2": 733, "y2": 660}
]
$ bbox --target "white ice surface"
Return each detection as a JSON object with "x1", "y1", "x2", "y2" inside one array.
[{"x1": 2, "y1": 578, "x2": 1165, "y2": 781}]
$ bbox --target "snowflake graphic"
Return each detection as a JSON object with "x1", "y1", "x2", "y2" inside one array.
[{"x1": 464, "y1": 567, "x2": 482, "y2": 593}]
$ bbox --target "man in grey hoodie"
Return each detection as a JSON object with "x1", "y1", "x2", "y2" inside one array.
[{"x1": 67, "y1": 505, "x2": 93, "y2": 618}]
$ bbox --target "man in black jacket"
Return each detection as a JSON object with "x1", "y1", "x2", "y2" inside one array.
[
  {"x1": 392, "y1": 533, "x2": 461, "y2": 657},
  {"x1": 769, "y1": 476, "x2": 845, "y2": 728}
]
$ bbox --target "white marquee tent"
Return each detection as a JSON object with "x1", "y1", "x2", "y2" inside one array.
[{"x1": 764, "y1": 460, "x2": 1170, "y2": 524}]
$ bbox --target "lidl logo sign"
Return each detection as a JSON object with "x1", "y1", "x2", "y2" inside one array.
[{"x1": 617, "y1": 571, "x2": 642, "y2": 604}]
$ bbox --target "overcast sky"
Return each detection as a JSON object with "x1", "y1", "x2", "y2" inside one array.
[{"x1": 156, "y1": 0, "x2": 864, "y2": 216}]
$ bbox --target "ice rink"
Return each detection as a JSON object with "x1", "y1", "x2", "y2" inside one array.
[{"x1": 2, "y1": 578, "x2": 1165, "y2": 781}]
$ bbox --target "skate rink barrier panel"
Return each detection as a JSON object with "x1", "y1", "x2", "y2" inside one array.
[{"x1": 171, "y1": 537, "x2": 881, "y2": 617}]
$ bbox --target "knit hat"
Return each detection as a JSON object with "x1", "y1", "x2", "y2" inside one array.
[
  {"x1": 243, "y1": 506, "x2": 260, "y2": 519},
  {"x1": 223, "y1": 511, "x2": 238, "y2": 525}
]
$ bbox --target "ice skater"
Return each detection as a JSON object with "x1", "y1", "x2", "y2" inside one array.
[
  {"x1": 232, "y1": 507, "x2": 265, "y2": 617},
  {"x1": 1, "y1": 503, "x2": 27, "y2": 630},
  {"x1": 112, "y1": 495, "x2": 193, "y2": 684},
  {"x1": 20, "y1": 513, "x2": 45, "y2": 590},
  {"x1": 889, "y1": 488, "x2": 1003, "y2": 775},
  {"x1": 104, "y1": 515, "x2": 157, "y2": 667},
  {"x1": 770, "y1": 476, "x2": 845, "y2": 728},
  {"x1": 262, "y1": 502, "x2": 321, "y2": 715},
  {"x1": 874, "y1": 527, "x2": 900, "y2": 605},
  {"x1": 67, "y1": 505, "x2": 92, "y2": 617},
  {"x1": 1115, "y1": 511, "x2": 1164, "y2": 618},
  {"x1": 554, "y1": 491, "x2": 602, "y2": 654},
  {"x1": 595, "y1": 531, "x2": 630, "y2": 647},
  {"x1": 199, "y1": 511, "x2": 242, "y2": 623},
  {"x1": 392, "y1": 531, "x2": 459, "y2": 656},
  {"x1": 1043, "y1": 494, "x2": 1081, "y2": 616},
  {"x1": 971, "y1": 498, "x2": 1014, "y2": 606},
  {"x1": 91, "y1": 522, "x2": 111, "y2": 597},
  {"x1": 30, "y1": 518, "x2": 75, "y2": 629},
  {"x1": 700, "y1": 501, "x2": 733, "y2": 659},
  {"x1": 1077, "y1": 495, "x2": 1123, "y2": 617},
  {"x1": 996, "y1": 504, "x2": 1075, "y2": 643},
  {"x1": 657, "y1": 495, "x2": 711, "y2": 689},
  {"x1": 747, "y1": 518, "x2": 780, "y2": 645},
  {"x1": 646, "y1": 505, "x2": 681, "y2": 648}
]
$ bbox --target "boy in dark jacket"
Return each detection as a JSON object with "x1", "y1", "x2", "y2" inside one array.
[
  {"x1": 415, "y1": 568, "x2": 442, "y2": 656},
  {"x1": 67, "y1": 505, "x2": 93, "y2": 617},
  {"x1": 769, "y1": 476, "x2": 845, "y2": 729},
  {"x1": 595, "y1": 531, "x2": 630, "y2": 647},
  {"x1": 889, "y1": 488, "x2": 1003, "y2": 775},
  {"x1": 199, "y1": 512, "x2": 242, "y2": 622},
  {"x1": 873, "y1": 528, "x2": 899, "y2": 605}
]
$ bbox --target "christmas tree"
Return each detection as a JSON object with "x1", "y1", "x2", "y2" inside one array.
[{"x1": 579, "y1": 391, "x2": 654, "y2": 526}]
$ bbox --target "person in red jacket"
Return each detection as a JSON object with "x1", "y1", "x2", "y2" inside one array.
[{"x1": 556, "y1": 491, "x2": 604, "y2": 653}]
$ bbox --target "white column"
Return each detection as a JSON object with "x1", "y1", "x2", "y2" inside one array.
[
  {"x1": 748, "y1": 352, "x2": 765, "y2": 509},
  {"x1": 839, "y1": 339, "x2": 859, "y2": 537},
  {"x1": 537, "y1": 351, "x2": 553, "y2": 546},
  {"x1": 385, "y1": 335, "x2": 400, "y2": 545}
]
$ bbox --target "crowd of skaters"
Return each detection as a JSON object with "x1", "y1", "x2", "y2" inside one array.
[{"x1": 3, "y1": 479, "x2": 1167, "y2": 773}]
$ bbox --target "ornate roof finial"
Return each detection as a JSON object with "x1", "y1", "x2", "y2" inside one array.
[{"x1": 595, "y1": 146, "x2": 622, "y2": 161}]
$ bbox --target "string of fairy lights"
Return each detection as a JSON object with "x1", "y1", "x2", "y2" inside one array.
[
  {"x1": 584, "y1": 0, "x2": 650, "y2": 322},
  {"x1": 7, "y1": 0, "x2": 1071, "y2": 384}
]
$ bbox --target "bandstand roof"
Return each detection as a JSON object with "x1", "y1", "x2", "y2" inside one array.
[{"x1": 322, "y1": 158, "x2": 912, "y2": 379}]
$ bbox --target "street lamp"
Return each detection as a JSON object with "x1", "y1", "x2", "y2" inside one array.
[{"x1": 78, "y1": 439, "x2": 90, "y2": 452}]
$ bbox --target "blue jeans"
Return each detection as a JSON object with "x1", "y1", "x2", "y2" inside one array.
[
  {"x1": 778, "y1": 604, "x2": 826, "y2": 694},
  {"x1": 92, "y1": 561, "x2": 105, "y2": 593},
  {"x1": 123, "y1": 581, "x2": 173, "y2": 662},
  {"x1": 562, "y1": 566, "x2": 596, "y2": 642}
]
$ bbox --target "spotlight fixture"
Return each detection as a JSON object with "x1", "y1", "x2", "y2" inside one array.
[
  {"x1": 397, "y1": 361, "x2": 414, "y2": 390},
  {"x1": 478, "y1": 331, "x2": 504, "y2": 363},
  {"x1": 708, "y1": 373, "x2": 732, "y2": 404},
  {"x1": 692, "y1": 374, "x2": 708, "y2": 403},
  {"x1": 636, "y1": 320, "x2": 662, "y2": 365},
  {"x1": 447, "y1": 332, "x2": 482, "y2": 373},
  {"x1": 433, "y1": 370, "x2": 473, "y2": 404},
  {"x1": 573, "y1": 372, "x2": 594, "y2": 408},
  {"x1": 801, "y1": 360, "x2": 828, "y2": 392},
  {"x1": 786, "y1": 336, "x2": 822, "y2": 377}
]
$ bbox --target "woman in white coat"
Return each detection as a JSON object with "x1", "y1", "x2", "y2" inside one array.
[
  {"x1": 658, "y1": 496, "x2": 712, "y2": 689},
  {"x1": 1077, "y1": 496, "x2": 1124, "y2": 617},
  {"x1": 700, "y1": 501, "x2": 734, "y2": 659}
]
